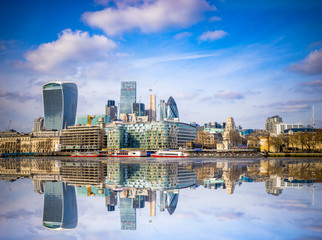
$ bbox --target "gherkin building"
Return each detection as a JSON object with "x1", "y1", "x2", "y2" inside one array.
[{"x1": 166, "y1": 96, "x2": 179, "y2": 120}]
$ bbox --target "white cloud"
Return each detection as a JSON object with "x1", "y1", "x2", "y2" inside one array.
[
  {"x1": 215, "y1": 90, "x2": 244, "y2": 100},
  {"x1": 209, "y1": 16, "x2": 221, "y2": 22},
  {"x1": 23, "y1": 29, "x2": 117, "y2": 73},
  {"x1": 303, "y1": 79, "x2": 322, "y2": 86},
  {"x1": 82, "y1": 0, "x2": 215, "y2": 36},
  {"x1": 199, "y1": 30, "x2": 228, "y2": 42},
  {"x1": 173, "y1": 92, "x2": 198, "y2": 100},
  {"x1": 174, "y1": 31, "x2": 193, "y2": 40},
  {"x1": 289, "y1": 49, "x2": 322, "y2": 75},
  {"x1": 132, "y1": 52, "x2": 219, "y2": 67}
]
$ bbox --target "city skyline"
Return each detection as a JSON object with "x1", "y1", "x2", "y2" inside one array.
[{"x1": 0, "y1": 0, "x2": 322, "y2": 132}]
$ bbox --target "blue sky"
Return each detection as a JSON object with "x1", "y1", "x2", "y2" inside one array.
[{"x1": 1, "y1": 0, "x2": 322, "y2": 131}]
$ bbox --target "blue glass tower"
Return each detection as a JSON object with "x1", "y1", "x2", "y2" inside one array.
[
  {"x1": 43, "y1": 81, "x2": 78, "y2": 130},
  {"x1": 132, "y1": 103, "x2": 145, "y2": 116},
  {"x1": 119, "y1": 81, "x2": 136, "y2": 115},
  {"x1": 42, "y1": 182, "x2": 78, "y2": 230},
  {"x1": 120, "y1": 197, "x2": 136, "y2": 230},
  {"x1": 166, "y1": 96, "x2": 179, "y2": 120}
]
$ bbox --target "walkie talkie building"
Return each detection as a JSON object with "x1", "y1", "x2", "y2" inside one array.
[
  {"x1": 42, "y1": 182, "x2": 78, "y2": 230},
  {"x1": 42, "y1": 81, "x2": 78, "y2": 130}
]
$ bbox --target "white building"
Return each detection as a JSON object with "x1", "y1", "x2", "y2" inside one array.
[{"x1": 275, "y1": 123, "x2": 304, "y2": 135}]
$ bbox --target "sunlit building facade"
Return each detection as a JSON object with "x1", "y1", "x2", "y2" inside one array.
[{"x1": 43, "y1": 81, "x2": 78, "y2": 130}]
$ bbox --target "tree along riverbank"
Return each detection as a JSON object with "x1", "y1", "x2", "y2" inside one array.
[{"x1": 267, "y1": 152, "x2": 322, "y2": 157}]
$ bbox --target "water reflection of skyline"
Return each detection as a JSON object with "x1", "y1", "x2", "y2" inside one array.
[{"x1": 0, "y1": 158, "x2": 321, "y2": 231}]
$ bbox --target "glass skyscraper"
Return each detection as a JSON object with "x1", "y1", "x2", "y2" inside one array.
[
  {"x1": 166, "y1": 96, "x2": 179, "y2": 120},
  {"x1": 43, "y1": 81, "x2": 78, "y2": 130},
  {"x1": 119, "y1": 81, "x2": 136, "y2": 115},
  {"x1": 132, "y1": 103, "x2": 145, "y2": 116},
  {"x1": 160, "y1": 99, "x2": 166, "y2": 121},
  {"x1": 42, "y1": 182, "x2": 78, "y2": 230}
]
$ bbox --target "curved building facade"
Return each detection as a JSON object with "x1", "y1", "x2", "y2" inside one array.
[
  {"x1": 43, "y1": 182, "x2": 78, "y2": 230},
  {"x1": 43, "y1": 81, "x2": 78, "y2": 130},
  {"x1": 166, "y1": 96, "x2": 179, "y2": 120}
]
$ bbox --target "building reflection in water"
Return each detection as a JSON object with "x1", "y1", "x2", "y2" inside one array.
[
  {"x1": 43, "y1": 182, "x2": 78, "y2": 230},
  {"x1": 0, "y1": 158, "x2": 321, "y2": 231}
]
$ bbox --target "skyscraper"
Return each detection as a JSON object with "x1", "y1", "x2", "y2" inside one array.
[
  {"x1": 160, "y1": 99, "x2": 166, "y2": 121},
  {"x1": 149, "y1": 94, "x2": 156, "y2": 122},
  {"x1": 42, "y1": 81, "x2": 78, "y2": 130},
  {"x1": 119, "y1": 81, "x2": 136, "y2": 115},
  {"x1": 106, "y1": 100, "x2": 118, "y2": 120},
  {"x1": 132, "y1": 103, "x2": 145, "y2": 116},
  {"x1": 32, "y1": 117, "x2": 44, "y2": 132},
  {"x1": 265, "y1": 115, "x2": 283, "y2": 133},
  {"x1": 165, "y1": 96, "x2": 179, "y2": 120},
  {"x1": 42, "y1": 182, "x2": 78, "y2": 230},
  {"x1": 120, "y1": 197, "x2": 136, "y2": 230}
]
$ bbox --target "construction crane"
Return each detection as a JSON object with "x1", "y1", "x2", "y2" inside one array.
[
  {"x1": 87, "y1": 115, "x2": 95, "y2": 125},
  {"x1": 7, "y1": 120, "x2": 12, "y2": 131},
  {"x1": 149, "y1": 80, "x2": 158, "y2": 92}
]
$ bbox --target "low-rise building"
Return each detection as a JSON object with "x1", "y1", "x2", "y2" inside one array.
[{"x1": 60, "y1": 125, "x2": 105, "y2": 152}]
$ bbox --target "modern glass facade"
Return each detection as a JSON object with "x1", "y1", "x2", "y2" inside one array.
[
  {"x1": 42, "y1": 182, "x2": 77, "y2": 230},
  {"x1": 160, "y1": 100, "x2": 166, "y2": 121},
  {"x1": 120, "y1": 198, "x2": 136, "y2": 230},
  {"x1": 106, "y1": 122, "x2": 178, "y2": 150},
  {"x1": 167, "y1": 121, "x2": 197, "y2": 147},
  {"x1": 132, "y1": 103, "x2": 145, "y2": 116},
  {"x1": 105, "y1": 162, "x2": 178, "y2": 190},
  {"x1": 43, "y1": 81, "x2": 78, "y2": 130},
  {"x1": 119, "y1": 81, "x2": 136, "y2": 115},
  {"x1": 166, "y1": 96, "x2": 179, "y2": 120}
]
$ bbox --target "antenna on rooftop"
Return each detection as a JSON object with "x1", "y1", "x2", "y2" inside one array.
[{"x1": 312, "y1": 106, "x2": 315, "y2": 128}]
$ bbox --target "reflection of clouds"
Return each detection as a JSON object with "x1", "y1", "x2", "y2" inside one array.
[
  {"x1": 305, "y1": 225, "x2": 322, "y2": 233},
  {"x1": 215, "y1": 212, "x2": 244, "y2": 221},
  {"x1": 266, "y1": 199, "x2": 322, "y2": 214},
  {"x1": 0, "y1": 209, "x2": 35, "y2": 221},
  {"x1": 173, "y1": 212, "x2": 198, "y2": 219}
]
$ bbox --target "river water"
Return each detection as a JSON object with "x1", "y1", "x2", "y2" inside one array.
[{"x1": 0, "y1": 157, "x2": 321, "y2": 240}]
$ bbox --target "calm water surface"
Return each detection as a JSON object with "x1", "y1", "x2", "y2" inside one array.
[{"x1": 0, "y1": 157, "x2": 321, "y2": 240}]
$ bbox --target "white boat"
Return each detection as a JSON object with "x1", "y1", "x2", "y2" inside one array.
[
  {"x1": 151, "y1": 150, "x2": 189, "y2": 158},
  {"x1": 111, "y1": 150, "x2": 148, "y2": 157}
]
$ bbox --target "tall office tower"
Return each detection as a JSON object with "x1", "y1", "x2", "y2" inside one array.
[
  {"x1": 32, "y1": 117, "x2": 44, "y2": 132},
  {"x1": 106, "y1": 191, "x2": 117, "y2": 212},
  {"x1": 107, "y1": 100, "x2": 115, "y2": 107},
  {"x1": 165, "y1": 96, "x2": 179, "y2": 120},
  {"x1": 119, "y1": 81, "x2": 136, "y2": 115},
  {"x1": 105, "y1": 100, "x2": 118, "y2": 120},
  {"x1": 42, "y1": 182, "x2": 78, "y2": 230},
  {"x1": 149, "y1": 190, "x2": 156, "y2": 217},
  {"x1": 165, "y1": 190, "x2": 179, "y2": 215},
  {"x1": 43, "y1": 81, "x2": 78, "y2": 130},
  {"x1": 149, "y1": 94, "x2": 156, "y2": 122},
  {"x1": 132, "y1": 103, "x2": 145, "y2": 116},
  {"x1": 120, "y1": 197, "x2": 136, "y2": 230},
  {"x1": 160, "y1": 100, "x2": 166, "y2": 121},
  {"x1": 265, "y1": 115, "x2": 283, "y2": 134},
  {"x1": 144, "y1": 109, "x2": 150, "y2": 120}
]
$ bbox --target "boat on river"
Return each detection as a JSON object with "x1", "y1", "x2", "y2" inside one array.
[
  {"x1": 151, "y1": 150, "x2": 189, "y2": 158},
  {"x1": 111, "y1": 150, "x2": 148, "y2": 157}
]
